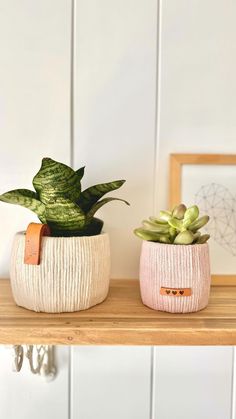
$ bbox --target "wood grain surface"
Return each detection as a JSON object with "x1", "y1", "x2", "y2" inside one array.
[{"x1": 0, "y1": 279, "x2": 236, "y2": 345}]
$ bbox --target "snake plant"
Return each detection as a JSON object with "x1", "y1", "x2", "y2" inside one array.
[
  {"x1": 0, "y1": 157, "x2": 129, "y2": 236},
  {"x1": 134, "y1": 204, "x2": 210, "y2": 245}
]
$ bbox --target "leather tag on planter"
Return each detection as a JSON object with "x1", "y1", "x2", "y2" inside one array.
[
  {"x1": 160, "y1": 287, "x2": 192, "y2": 297},
  {"x1": 24, "y1": 223, "x2": 51, "y2": 265}
]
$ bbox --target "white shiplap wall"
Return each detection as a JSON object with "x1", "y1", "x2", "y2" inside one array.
[
  {"x1": 152, "y1": 1, "x2": 236, "y2": 416},
  {"x1": 0, "y1": 1, "x2": 71, "y2": 418},
  {"x1": 72, "y1": 1, "x2": 235, "y2": 418},
  {"x1": 0, "y1": 0, "x2": 71, "y2": 278},
  {"x1": 0, "y1": 346, "x2": 69, "y2": 419},
  {"x1": 72, "y1": 346, "x2": 152, "y2": 419},
  {"x1": 74, "y1": 0, "x2": 158, "y2": 279},
  {"x1": 156, "y1": 0, "x2": 236, "y2": 210},
  {"x1": 154, "y1": 346, "x2": 233, "y2": 419},
  {"x1": 0, "y1": 1, "x2": 235, "y2": 419}
]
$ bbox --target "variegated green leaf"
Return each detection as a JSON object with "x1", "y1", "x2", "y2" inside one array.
[
  {"x1": 87, "y1": 197, "x2": 129, "y2": 220},
  {"x1": 45, "y1": 197, "x2": 86, "y2": 235},
  {"x1": 78, "y1": 180, "x2": 126, "y2": 213},
  {"x1": 75, "y1": 166, "x2": 85, "y2": 181},
  {"x1": 0, "y1": 189, "x2": 46, "y2": 223},
  {"x1": 0, "y1": 157, "x2": 128, "y2": 237},
  {"x1": 33, "y1": 157, "x2": 82, "y2": 202},
  {"x1": 76, "y1": 217, "x2": 104, "y2": 236}
]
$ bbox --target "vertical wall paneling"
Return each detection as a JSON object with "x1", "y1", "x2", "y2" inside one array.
[
  {"x1": 150, "y1": 346, "x2": 157, "y2": 419},
  {"x1": 0, "y1": 1, "x2": 235, "y2": 419},
  {"x1": 154, "y1": 346, "x2": 233, "y2": 419},
  {"x1": 72, "y1": 346, "x2": 152, "y2": 419},
  {"x1": 70, "y1": 0, "x2": 76, "y2": 169},
  {"x1": 68, "y1": 346, "x2": 73, "y2": 419},
  {"x1": 151, "y1": 0, "x2": 161, "y2": 415},
  {"x1": 0, "y1": 0, "x2": 72, "y2": 277},
  {"x1": 232, "y1": 347, "x2": 236, "y2": 419},
  {"x1": 73, "y1": 1, "x2": 157, "y2": 416},
  {"x1": 153, "y1": 0, "x2": 162, "y2": 214},
  {"x1": 0, "y1": 1, "x2": 71, "y2": 417},
  {"x1": 155, "y1": 0, "x2": 236, "y2": 211},
  {"x1": 153, "y1": 2, "x2": 236, "y2": 418},
  {"x1": 0, "y1": 346, "x2": 69, "y2": 419},
  {"x1": 74, "y1": 0, "x2": 158, "y2": 278}
]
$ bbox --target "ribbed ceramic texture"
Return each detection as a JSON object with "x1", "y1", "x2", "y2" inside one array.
[
  {"x1": 140, "y1": 241, "x2": 211, "y2": 313},
  {"x1": 10, "y1": 232, "x2": 111, "y2": 313}
]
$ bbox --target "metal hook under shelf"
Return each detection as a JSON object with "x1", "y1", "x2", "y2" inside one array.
[{"x1": 11, "y1": 345, "x2": 57, "y2": 380}]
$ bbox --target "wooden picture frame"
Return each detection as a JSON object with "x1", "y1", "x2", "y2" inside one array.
[{"x1": 169, "y1": 154, "x2": 236, "y2": 285}]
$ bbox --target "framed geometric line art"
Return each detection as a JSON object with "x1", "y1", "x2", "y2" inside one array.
[{"x1": 169, "y1": 154, "x2": 236, "y2": 285}]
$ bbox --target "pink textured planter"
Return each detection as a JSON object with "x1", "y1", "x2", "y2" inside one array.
[{"x1": 139, "y1": 241, "x2": 211, "y2": 313}]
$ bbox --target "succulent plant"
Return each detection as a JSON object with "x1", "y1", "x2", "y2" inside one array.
[
  {"x1": 0, "y1": 157, "x2": 129, "y2": 236},
  {"x1": 134, "y1": 204, "x2": 210, "y2": 245}
]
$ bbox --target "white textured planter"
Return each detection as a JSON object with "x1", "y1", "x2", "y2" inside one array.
[
  {"x1": 140, "y1": 241, "x2": 211, "y2": 313},
  {"x1": 10, "y1": 232, "x2": 111, "y2": 313}
]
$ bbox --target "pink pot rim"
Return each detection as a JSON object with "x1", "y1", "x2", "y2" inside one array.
[{"x1": 141, "y1": 241, "x2": 209, "y2": 250}]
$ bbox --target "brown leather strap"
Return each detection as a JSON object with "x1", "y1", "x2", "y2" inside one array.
[{"x1": 24, "y1": 223, "x2": 51, "y2": 265}]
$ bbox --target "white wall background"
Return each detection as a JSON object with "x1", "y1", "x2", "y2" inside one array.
[{"x1": 0, "y1": 1, "x2": 235, "y2": 418}]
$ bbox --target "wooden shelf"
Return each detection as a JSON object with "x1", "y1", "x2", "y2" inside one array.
[{"x1": 0, "y1": 278, "x2": 236, "y2": 345}]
